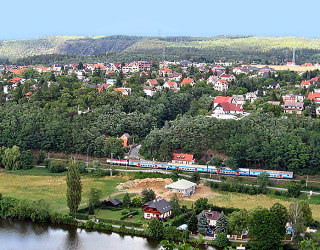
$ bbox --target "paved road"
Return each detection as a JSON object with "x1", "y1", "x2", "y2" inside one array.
[{"x1": 128, "y1": 144, "x2": 142, "y2": 159}]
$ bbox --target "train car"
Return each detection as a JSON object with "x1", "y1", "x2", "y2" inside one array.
[
  {"x1": 167, "y1": 163, "x2": 208, "y2": 172},
  {"x1": 249, "y1": 169, "x2": 293, "y2": 179},
  {"x1": 107, "y1": 158, "x2": 128, "y2": 166}
]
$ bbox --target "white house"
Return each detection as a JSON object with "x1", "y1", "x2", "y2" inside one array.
[
  {"x1": 197, "y1": 210, "x2": 221, "y2": 227},
  {"x1": 165, "y1": 179, "x2": 197, "y2": 197},
  {"x1": 213, "y1": 79, "x2": 229, "y2": 92}
]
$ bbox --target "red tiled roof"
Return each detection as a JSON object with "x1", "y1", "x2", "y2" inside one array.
[
  {"x1": 160, "y1": 67, "x2": 172, "y2": 72},
  {"x1": 97, "y1": 83, "x2": 111, "y2": 92},
  {"x1": 217, "y1": 79, "x2": 228, "y2": 84},
  {"x1": 9, "y1": 69, "x2": 24, "y2": 74},
  {"x1": 180, "y1": 78, "x2": 194, "y2": 85},
  {"x1": 310, "y1": 77, "x2": 319, "y2": 83},
  {"x1": 9, "y1": 77, "x2": 22, "y2": 84},
  {"x1": 147, "y1": 79, "x2": 158, "y2": 85},
  {"x1": 302, "y1": 63, "x2": 313, "y2": 66},
  {"x1": 220, "y1": 74, "x2": 233, "y2": 78},
  {"x1": 308, "y1": 92, "x2": 320, "y2": 100},
  {"x1": 219, "y1": 102, "x2": 244, "y2": 112},
  {"x1": 301, "y1": 80, "x2": 311, "y2": 85},
  {"x1": 213, "y1": 96, "x2": 233, "y2": 104},
  {"x1": 165, "y1": 81, "x2": 176, "y2": 88},
  {"x1": 172, "y1": 153, "x2": 194, "y2": 162}
]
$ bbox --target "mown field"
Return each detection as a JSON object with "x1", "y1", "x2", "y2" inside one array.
[{"x1": 0, "y1": 168, "x2": 125, "y2": 212}]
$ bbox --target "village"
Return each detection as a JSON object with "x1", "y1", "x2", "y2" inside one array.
[{"x1": 1, "y1": 59, "x2": 320, "y2": 121}]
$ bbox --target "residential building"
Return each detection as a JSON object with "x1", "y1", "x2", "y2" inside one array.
[
  {"x1": 301, "y1": 80, "x2": 311, "y2": 88},
  {"x1": 212, "y1": 102, "x2": 244, "y2": 116},
  {"x1": 143, "y1": 86, "x2": 157, "y2": 96},
  {"x1": 146, "y1": 79, "x2": 158, "y2": 86},
  {"x1": 245, "y1": 92, "x2": 258, "y2": 103},
  {"x1": 232, "y1": 95, "x2": 246, "y2": 105},
  {"x1": 163, "y1": 81, "x2": 178, "y2": 89},
  {"x1": 197, "y1": 210, "x2": 221, "y2": 227},
  {"x1": 113, "y1": 87, "x2": 131, "y2": 96},
  {"x1": 308, "y1": 92, "x2": 320, "y2": 104},
  {"x1": 213, "y1": 79, "x2": 229, "y2": 92},
  {"x1": 283, "y1": 101, "x2": 304, "y2": 115},
  {"x1": 180, "y1": 78, "x2": 195, "y2": 86},
  {"x1": 142, "y1": 199, "x2": 172, "y2": 220},
  {"x1": 172, "y1": 153, "x2": 195, "y2": 165},
  {"x1": 219, "y1": 74, "x2": 236, "y2": 82},
  {"x1": 119, "y1": 133, "x2": 130, "y2": 147},
  {"x1": 165, "y1": 179, "x2": 197, "y2": 197}
]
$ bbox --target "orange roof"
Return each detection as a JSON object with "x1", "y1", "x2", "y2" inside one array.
[
  {"x1": 302, "y1": 63, "x2": 313, "y2": 66},
  {"x1": 181, "y1": 78, "x2": 194, "y2": 85},
  {"x1": 308, "y1": 92, "x2": 320, "y2": 100},
  {"x1": 9, "y1": 77, "x2": 22, "y2": 84},
  {"x1": 213, "y1": 96, "x2": 233, "y2": 103},
  {"x1": 25, "y1": 91, "x2": 32, "y2": 96},
  {"x1": 147, "y1": 79, "x2": 158, "y2": 85},
  {"x1": 161, "y1": 67, "x2": 172, "y2": 72},
  {"x1": 91, "y1": 64, "x2": 107, "y2": 70},
  {"x1": 165, "y1": 81, "x2": 176, "y2": 88},
  {"x1": 301, "y1": 80, "x2": 311, "y2": 85},
  {"x1": 172, "y1": 153, "x2": 194, "y2": 162},
  {"x1": 9, "y1": 69, "x2": 24, "y2": 74},
  {"x1": 217, "y1": 79, "x2": 228, "y2": 84}
]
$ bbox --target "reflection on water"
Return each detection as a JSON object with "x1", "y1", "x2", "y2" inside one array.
[{"x1": 0, "y1": 219, "x2": 215, "y2": 250}]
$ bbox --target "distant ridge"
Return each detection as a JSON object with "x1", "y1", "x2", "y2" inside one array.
[{"x1": 2, "y1": 35, "x2": 320, "y2": 64}]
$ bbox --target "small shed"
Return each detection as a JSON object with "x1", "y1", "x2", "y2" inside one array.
[
  {"x1": 104, "y1": 199, "x2": 123, "y2": 207},
  {"x1": 165, "y1": 179, "x2": 197, "y2": 197}
]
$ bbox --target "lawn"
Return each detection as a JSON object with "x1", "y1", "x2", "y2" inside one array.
[
  {"x1": 0, "y1": 168, "x2": 125, "y2": 212},
  {"x1": 94, "y1": 207, "x2": 144, "y2": 225}
]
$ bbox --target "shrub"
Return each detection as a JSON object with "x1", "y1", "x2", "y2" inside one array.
[
  {"x1": 288, "y1": 183, "x2": 302, "y2": 198},
  {"x1": 48, "y1": 161, "x2": 66, "y2": 173},
  {"x1": 75, "y1": 213, "x2": 89, "y2": 220},
  {"x1": 212, "y1": 232, "x2": 230, "y2": 248}
]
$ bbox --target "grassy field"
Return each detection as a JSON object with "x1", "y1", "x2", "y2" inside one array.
[
  {"x1": 0, "y1": 168, "x2": 125, "y2": 212},
  {"x1": 95, "y1": 208, "x2": 144, "y2": 224},
  {"x1": 181, "y1": 191, "x2": 320, "y2": 221}
]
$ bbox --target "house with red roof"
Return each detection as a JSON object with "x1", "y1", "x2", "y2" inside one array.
[
  {"x1": 309, "y1": 77, "x2": 319, "y2": 83},
  {"x1": 113, "y1": 87, "x2": 131, "y2": 96},
  {"x1": 213, "y1": 79, "x2": 229, "y2": 92},
  {"x1": 163, "y1": 81, "x2": 178, "y2": 89},
  {"x1": 142, "y1": 199, "x2": 172, "y2": 220},
  {"x1": 97, "y1": 83, "x2": 112, "y2": 92},
  {"x1": 9, "y1": 77, "x2": 22, "y2": 84},
  {"x1": 9, "y1": 69, "x2": 25, "y2": 75},
  {"x1": 180, "y1": 78, "x2": 195, "y2": 86},
  {"x1": 212, "y1": 102, "x2": 244, "y2": 116},
  {"x1": 146, "y1": 79, "x2": 158, "y2": 86},
  {"x1": 301, "y1": 80, "x2": 311, "y2": 88},
  {"x1": 213, "y1": 96, "x2": 236, "y2": 107},
  {"x1": 159, "y1": 67, "x2": 172, "y2": 76},
  {"x1": 301, "y1": 63, "x2": 313, "y2": 67},
  {"x1": 308, "y1": 92, "x2": 320, "y2": 104},
  {"x1": 172, "y1": 153, "x2": 195, "y2": 165}
]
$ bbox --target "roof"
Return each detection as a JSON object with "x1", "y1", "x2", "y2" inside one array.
[
  {"x1": 217, "y1": 79, "x2": 228, "y2": 84},
  {"x1": 147, "y1": 79, "x2": 158, "y2": 85},
  {"x1": 310, "y1": 77, "x2": 319, "y2": 82},
  {"x1": 120, "y1": 133, "x2": 130, "y2": 139},
  {"x1": 172, "y1": 153, "x2": 194, "y2": 162},
  {"x1": 220, "y1": 74, "x2": 233, "y2": 78},
  {"x1": 197, "y1": 210, "x2": 221, "y2": 221},
  {"x1": 180, "y1": 78, "x2": 194, "y2": 85},
  {"x1": 219, "y1": 102, "x2": 244, "y2": 112},
  {"x1": 301, "y1": 80, "x2": 311, "y2": 85},
  {"x1": 165, "y1": 179, "x2": 197, "y2": 190},
  {"x1": 213, "y1": 96, "x2": 234, "y2": 104},
  {"x1": 269, "y1": 81, "x2": 279, "y2": 86},
  {"x1": 143, "y1": 199, "x2": 172, "y2": 213},
  {"x1": 107, "y1": 199, "x2": 122, "y2": 206},
  {"x1": 308, "y1": 92, "x2": 320, "y2": 100},
  {"x1": 165, "y1": 81, "x2": 176, "y2": 88},
  {"x1": 9, "y1": 77, "x2": 22, "y2": 84}
]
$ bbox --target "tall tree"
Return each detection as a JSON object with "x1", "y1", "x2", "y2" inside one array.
[
  {"x1": 187, "y1": 213, "x2": 198, "y2": 233},
  {"x1": 141, "y1": 188, "x2": 156, "y2": 203},
  {"x1": 66, "y1": 160, "x2": 82, "y2": 215},
  {"x1": 148, "y1": 219, "x2": 164, "y2": 239},
  {"x1": 248, "y1": 208, "x2": 282, "y2": 250},
  {"x1": 88, "y1": 187, "x2": 102, "y2": 213},
  {"x1": 228, "y1": 210, "x2": 248, "y2": 235},
  {"x1": 270, "y1": 203, "x2": 288, "y2": 236},
  {"x1": 2, "y1": 146, "x2": 21, "y2": 170},
  {"x1": 216, "y1": 211, "x2": 228, "y2": 233},
  {"x1": 197, "y1": 213, "x2": 209, "y2": 235},
  {"x1": 169, "y1": 194, "x2": 181, "y2": 216},
  {"x1": 122, "y1": 193, "x2": 131, "y2": 208}
]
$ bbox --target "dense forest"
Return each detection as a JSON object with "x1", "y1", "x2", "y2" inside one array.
[
  {"x1": 2, "y1": 35, "x2": 320, "y2": 65},
  {"x1": 140, "y1": 115, "x2": 320, "y2": 175}
]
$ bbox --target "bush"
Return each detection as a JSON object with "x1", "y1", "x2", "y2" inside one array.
[
  {"x1": 37, "y1": 150, "x2": 46, "y2": 164},
  {"x1": 48, "y1": 161, "x2": 66, "y2": 173},
  {"x1": 75, "y1": 213, "x2": 89, "y2": 220},
  {"x1": 51, "y1": 213, "x2": 77, "y2": 225},
  {"x1": 287, "y1": 183, "x2": 302, "y2": 198},
  {"x1": 171, "y1": 213, "x2": 190, "y2": 226},
  {"x1": 212, "y1": 232, "x2": 230, "y2": 248}
]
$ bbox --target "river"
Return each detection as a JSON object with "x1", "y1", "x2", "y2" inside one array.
[{"x1": 0, "y1": 219, "x2": 216, "y2": 250}]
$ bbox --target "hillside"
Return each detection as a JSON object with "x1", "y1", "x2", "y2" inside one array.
[{"x1": 2, "y1": 35, "x2": 320, "y2": 64}]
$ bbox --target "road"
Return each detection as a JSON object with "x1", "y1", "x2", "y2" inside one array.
[{"x1": 128, "y1": 144, "x2": 142, "y2": 159}]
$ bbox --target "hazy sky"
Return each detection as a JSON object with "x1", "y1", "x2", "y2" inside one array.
[{"x1": 1, "y1": 0, "x2": 319, "y2": 40}]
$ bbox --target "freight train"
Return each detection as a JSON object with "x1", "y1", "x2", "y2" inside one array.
[{"x1": 106, "y1": 158, "x2": 294, "y2": 179}]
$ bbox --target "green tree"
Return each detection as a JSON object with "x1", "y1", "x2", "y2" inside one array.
[
  {"x1": 88, "y1": 187, "x2": 102, "y2": 213},
  {"x1": 169, "y1": 194, "x2": 181, "y2": 216},
  {"x1": 187, "y1": 213, "x2": 198, "y2": 233},
  {"x1": 2, "y1": 146, "x2": 21, "y2": 170},
  {"x1": 299, "y1": 200, "x2": 313, "y2": 225},
  {"x1": 191, "y1": 172, "x2": 200, "y2": 183},
  {"x1": 37, "y1": 150, "x2": 46, "y2": 164},
  {"x1": 270, "y1": 203, "x2": 288, "y2": 236},
  {"x1": 213, "y1": 232, "x2": 230, "y2": 248},
  {"x1": 289, "y1": 202, "x2": 305, "y2": 239},
  {"x1": 194, "y1": 198, "x2": 209, "y2": 214},
  {"x1": 257, "y1": 173, "x2": 269, "y2": 193},
  {"x1": 104, "y1": 137, "x2": 125, "y2": 158},
  {"x1": 216, "y1": 211, "x2": 228, "y2": 233},
  {"x1": 158, "y1": 240, "x2": 198, "y2": 250},
  {"x1": 288, "y1": 182, "x2": 302, "y2": 198},
  {"x1": 248, "y1": 208, "x2": 282, "y2": 250},
  {"x1": 197, "y1": 213, "x2": 209, "y2": 235},
  {"x1": 20, "y1": 150, "x2": 34, "y2": 170},
  {"x1": 66, "y1": 160, "x2": 82, "y2": 215},
  {"x1": 141, "y1": 188, "x2": 156, "y2": 203},
  {"x1": 224, "y1": 157, "x2": 238, "y2": 170},
  {"x1": 148, "y1": 219, "x2": 164, "y2": 239},
  {"x1": 228, "y1": 210, "x2": 248, "y2": 235},
  {"x1": 122, "y1": 193, "x2": 131, "y2": 208},
  {"x1": 209, "y1": 157, "x2": 223, "y2": 167}
]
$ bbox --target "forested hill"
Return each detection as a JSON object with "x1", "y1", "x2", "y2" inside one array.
[{"x1": 2, "y1": 35, "x2": 320, "y2": 64}]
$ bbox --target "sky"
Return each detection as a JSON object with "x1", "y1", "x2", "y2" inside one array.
[{"x1": 1, "y1": 0, "x2": 319, "y2": 40}]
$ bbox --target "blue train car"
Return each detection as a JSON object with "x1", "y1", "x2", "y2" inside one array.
[{"x1": 250, "y1": 169, "x2": 293, "y2": 179}]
